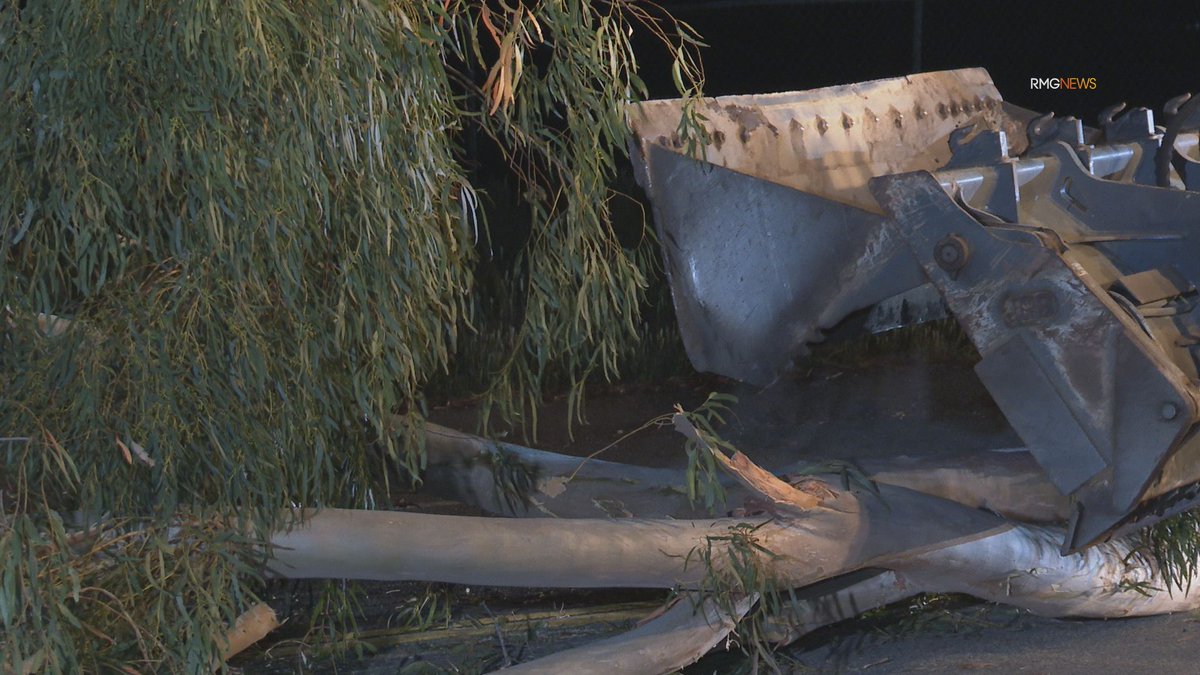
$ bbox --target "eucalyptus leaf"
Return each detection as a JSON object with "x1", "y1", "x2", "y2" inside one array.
[{"x1": 1, "y1": 1, "x2": 704, "y2": 671}]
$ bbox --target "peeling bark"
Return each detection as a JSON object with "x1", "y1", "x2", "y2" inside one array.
[{"x1": 216, "y1": 603, "x2": 279, "y2": 668}]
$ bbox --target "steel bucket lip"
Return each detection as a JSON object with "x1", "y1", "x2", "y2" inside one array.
[{"x1": 627, "y1": 68, "x2": 1026, "y2": 214}]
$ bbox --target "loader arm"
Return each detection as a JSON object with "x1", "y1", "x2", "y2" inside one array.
[{"x1": 629, "y1": 68, "x2": 1200, "y2": 551}]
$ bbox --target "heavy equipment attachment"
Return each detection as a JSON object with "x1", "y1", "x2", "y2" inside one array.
[{"x1": 627, "y1": 68, "x2": 1200, "y2": 552}]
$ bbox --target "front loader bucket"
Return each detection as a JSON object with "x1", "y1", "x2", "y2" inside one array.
[
  {"x1": 627, "y1": 68, "x2": 1030, "y2": 385},
  {"x1": 629, "y1": 68, "x2": 1200, "y2": 552}
]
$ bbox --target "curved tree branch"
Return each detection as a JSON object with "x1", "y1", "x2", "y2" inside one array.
[{"x1": 502, "y1": 593, "x2": 754, "y2": 675}]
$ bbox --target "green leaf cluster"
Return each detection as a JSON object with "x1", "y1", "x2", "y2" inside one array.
[{"x1": 0, "y1": 1, "x2": 702, "y2": 670}]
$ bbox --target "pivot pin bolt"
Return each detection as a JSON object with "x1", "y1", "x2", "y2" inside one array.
[
  {"x1": 1162, "y1": 401, "x2": 1180, "y2": 421},
  {"x1": 934, "y1": 234, "x2": 971, "y2": 275}
]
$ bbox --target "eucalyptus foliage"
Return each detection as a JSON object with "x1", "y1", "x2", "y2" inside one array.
[{"x1": 0, "y1": 1, "x2": 701, "y2": 670}]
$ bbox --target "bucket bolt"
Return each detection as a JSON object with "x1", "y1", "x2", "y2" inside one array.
[
  {"x1": 934, "y1": 234, "x2": 971, "y2": 276},
  {"x1": 1162, "y1": 401, "x2": 1180, "y2": 421}
]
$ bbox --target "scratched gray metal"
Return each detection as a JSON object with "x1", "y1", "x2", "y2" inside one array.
[
  {"x1": 643, "y1": 144, "x2": 924, "y2": 385},
  {"x1": 629, "y1": 68, "x2": 1200, "y2": 550},
  {"x1": 629, "y1": 70, "x2": 1022, "y2": 384},
  {"x1": 870, "y1": 170, "x2": 1199, "y2": 551}
]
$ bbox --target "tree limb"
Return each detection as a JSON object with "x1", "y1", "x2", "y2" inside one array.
[
  {"x1": 763, "y1": 570, "x2": 916, "y2": 644},
  {"x1": 420, "y1": 423, "x2": 1069, "y2": 522},
  {"x1": 502, "y1": 594, "x2": 754, "y2": 674}
]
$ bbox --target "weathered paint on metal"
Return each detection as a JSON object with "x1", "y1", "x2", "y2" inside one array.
[{"x1": 629, "y1": 67, "x2": 1200, "y2": 550}]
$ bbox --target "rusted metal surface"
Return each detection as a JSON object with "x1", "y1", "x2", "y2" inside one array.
[
  {"x1": 628, "y1": 67, "x2": 1200, "y2": 550},
  {"x1": 628, "y1": 68, "x2": 1027, "y2": 212}
]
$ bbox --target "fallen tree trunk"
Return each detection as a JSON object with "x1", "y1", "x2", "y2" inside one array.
[
  {"x1": 261, "y1": 426, "x2": 1200, "y2": 673},
  {"x1": 853, "y1": 452, "x2": 1070, "y2": 523},
  {"x1": 268, "y1": 478, "x2": 1011, "y2": 590},
  {"x1": 264, "y1": 480, "x2": 1197, "y2": 673},
  {"x1": 420, "y1": 423, "x2": 1069, "y2": 522},
  {"x1": 268, "y1": 502, "x2": 1194, "y2": 619},
  {"x1": 896, "y1": 523, "x2": 1198, "y2": 617},
  {"x1": 420, "y1": 422, "x2": 714, "y2": 519},
  {"x1": 269, "y1": 509, "x2": 740, "y2": 588},
  {"x1": 273, "y1": 504, "x2": 1193, "y2": 617}
]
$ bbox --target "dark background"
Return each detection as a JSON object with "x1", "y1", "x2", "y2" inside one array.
[{"x1": 639, "y1": 0, "x2": 1200, "y2": 123}]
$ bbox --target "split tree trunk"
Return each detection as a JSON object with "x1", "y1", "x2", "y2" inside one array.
[{"x1": 262, "y1": 425, "x2": 1200, "y2": 673}]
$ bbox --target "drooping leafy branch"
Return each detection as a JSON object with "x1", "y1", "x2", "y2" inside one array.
[{"x1": 0, "y1": 1, "x2": 703, "y2": 669}]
